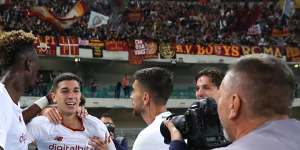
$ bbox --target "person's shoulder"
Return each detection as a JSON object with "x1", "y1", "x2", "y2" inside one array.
[
  {"x1": 213, "y1": 144, "x2": 241, "y2": 150},
  {"x1": 0, "y1": 85, "x2": 12, "y2": 107},
  {"x1": 85, "y1": 115, "x2": 101, "y2": 123},
  {"x1": 84, "y1": 115, "x2": 106, "y2": 127},
  {"x1": 29, "y1": 116, "x2": 50, "y2": 126},
  {"x1": 136, "y1": 125, "x2": 155, "y2": 138}
]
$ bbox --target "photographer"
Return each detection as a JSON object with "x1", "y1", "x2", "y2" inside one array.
[
  {"x1": 160, "y1": 68, "x2": 227, "y2": 150},
  {"x1": 165, "y1": 54, "x2": 300, "y2": 150},
  {"x1": 194, "y1": 68, "x2": 224, "y2": 100},
  {"x1": 100, "y1": 113, "x2": 128, "y2": 150}
]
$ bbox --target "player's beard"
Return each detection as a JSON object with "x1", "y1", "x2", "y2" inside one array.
[
  {"x1": 132, "y1": 107, "x2": 141, "y2": 117},
  {"x1": 132, "y1": 104, "x2": 144, "y2": 117}
]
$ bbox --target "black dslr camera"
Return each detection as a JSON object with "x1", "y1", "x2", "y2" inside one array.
[
  {"x1": 160, "y1": 97, "x2": 230, "y2": 150},
  {"x1": 105, "y1": 123, "x2": 115, "y2": 134}
]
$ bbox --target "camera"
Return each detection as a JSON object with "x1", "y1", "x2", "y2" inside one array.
[
  {"x1": 105, "y1": 123, "x2": 115, "y2": 134},
  {"x1": 160, "y1": 97, "x2": 230, "y2": 150}
]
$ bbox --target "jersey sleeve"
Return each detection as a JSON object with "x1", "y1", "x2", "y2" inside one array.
[{"x1": 26, "y1": 116, "x2": 50, "y2": 142}]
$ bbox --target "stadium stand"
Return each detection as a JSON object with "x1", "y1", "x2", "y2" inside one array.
[{"x1": 1, "y1": 0, "x2": 300, "y2": 149}]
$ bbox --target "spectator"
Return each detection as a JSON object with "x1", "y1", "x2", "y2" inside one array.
[
  {"x1": 100, "y1": 113, "x2": 129, "y2": 150},
  {"x1": 122, "y1": 74, "x2": 130, "y2": 98},
  {"x1": 90, "y1": 79, "x2": 98, "y2": 97},
  {"x1": 115, "y1": 81, "x2": 122, "y2": 98}
]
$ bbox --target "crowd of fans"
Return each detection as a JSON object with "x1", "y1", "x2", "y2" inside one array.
[
  {"x1": 1, "y1": 0, "x2": 300, "y2": 98},
  {"x1": 0, "y1": 0, "x2": 299, "y2": 47}
]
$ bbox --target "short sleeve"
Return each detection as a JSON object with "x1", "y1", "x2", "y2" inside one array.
[{"x1": 26, "y1": 116, "x2": 49, "y2": 142}]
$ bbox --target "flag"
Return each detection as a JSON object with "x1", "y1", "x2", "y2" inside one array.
[
  {"x1": 281, "y1": 0, "x2": 295, "y2": 26},
  {"x1": 247, "y1": 24, "x2": 261, "y2": 35},
  {"x1": 0, "y1": 0, "x2": 11, "y2": 5},
  {"x1": 87, "y1": 11, "x2": 109, "y2": 29},
  {"x1": 29, "y1": 0, "x2": 87, "y2": 31},
  {"x1": 62, "y1": 0, "x2": 88, "y2": 19},
  {"x1": 295, "y1": 0, "x2": 300, "y2": 8}
]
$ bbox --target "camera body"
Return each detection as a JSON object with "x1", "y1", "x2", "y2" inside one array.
[
  {"x1": 105, "y1": 123, "x2": 115, "y2": 134},
  {"x1": 160, "y1": 97, "x2": 230, "y2": 150}
]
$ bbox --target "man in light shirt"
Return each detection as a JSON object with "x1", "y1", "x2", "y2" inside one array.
[
  {"x1": 131, "y1": 67, "x2": 173, "y2": 150},
  {"x1": 27, "y1": 73, "x2": 116, "y2": 150}
]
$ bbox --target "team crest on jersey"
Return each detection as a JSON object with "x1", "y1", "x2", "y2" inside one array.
[{"x1": 54, "y1": 136, "x2": 64, "y2": 141}]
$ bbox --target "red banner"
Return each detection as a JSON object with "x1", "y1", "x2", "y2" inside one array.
[
  {"x1": 34, "y1": 36, "x2": 56, "y2": 56},
  {"x1": 175, "y1": 44, "x2": 241, "y2": 57},
  {"x1": 59, "y1": 36, "x2": 79, "y2": 55},
  {"x1": 128, "y1": 41, "x2": 143, "y2": 65},
  {"x1": 286, "y1": 47, "x2": 300, "y2": 62},
  {"x1": 144, "y1": 41, "x2": 158, "y2": 59},
  {"x1": 272, "y1": 28, "x2": 289, "y2": 37},
  {"x1": 105, "y1": 41, "x2": 128, "y2": 51},
  {"x1": 134, "y1": 39, "x2": 147, "y2": 55}
]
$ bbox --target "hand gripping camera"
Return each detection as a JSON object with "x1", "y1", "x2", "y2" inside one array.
[{"x1": 160, "y1": 97, "x2": 230, "y2": 150}]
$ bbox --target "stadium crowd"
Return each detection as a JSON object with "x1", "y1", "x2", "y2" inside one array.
[
  {"x1": 1, "y1": 0, "x2": 300, "y2": 98},
  {"x1": 0, "y1": 0, "x2": 299, "y2": 47}
]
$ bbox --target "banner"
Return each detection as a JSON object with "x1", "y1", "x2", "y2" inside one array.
[
  {"x1": 159, "y1": 43, "x2": 176, "y2": 59},
  {"x1": 78, "y1": 38, "x2": 89, "y2": 47},
  {"x1": 34, "y1": 36, "x2": 56, "y2": 56},
  {"x1": 89, "y1": 40, "x2": 104, "y2": 58},
  {"x1": 134, "y1": 39, "x2": 147, "y2": 55},
  {"x1": 175, "y1": 44, "x2": 241, "y2": 57},
  {"x1": 59, "y1": 36, "x2": 79, "y2": 56},
  {"x1": 105, "y1": 41, "x2": 128, "y2": 51},
  {"x1": 87, "y1": 11, "x2": 109, "y2": 29},
  {"x1": 128, "y1": 41, "x2": 143, "y2": 64},
  {"x1": 128, "y1": 49, "x2": 143, "y2": 65},
  {"x1": 272, "y1": 27, "x2": 289, "y2": 37},
  {"x1": 241, "y1": 46, "x2": 283, "y2": 58},
  {"x1": 286, "y1": 47, "x2": 300, "y2": 62},
  {"x1": 144, "y1": 41, "x2": 158, "y2": 59}
]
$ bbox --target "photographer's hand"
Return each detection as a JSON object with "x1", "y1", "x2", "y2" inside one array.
[{"x1": 164, "y1": 120, "x2": 183, "y2": 141}]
